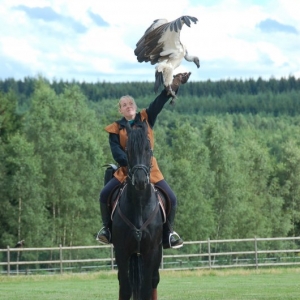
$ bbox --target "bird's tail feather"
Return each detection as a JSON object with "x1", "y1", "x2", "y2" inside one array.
[{"x1": 154, "y1": 71, "x2": 163, "y2": 93}]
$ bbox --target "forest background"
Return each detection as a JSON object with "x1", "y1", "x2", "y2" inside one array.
[{"x1": 1, "y1": 75, "x2": 300, "y2": 252}]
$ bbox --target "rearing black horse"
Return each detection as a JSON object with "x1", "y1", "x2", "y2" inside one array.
[{"x1": 112, "y1": 121, "x2": 163, "y2": 300}]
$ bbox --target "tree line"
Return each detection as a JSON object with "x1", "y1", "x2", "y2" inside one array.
[
  {"x1": 1, "y1": 77, "x2": 300, "y2": 254},
  {"x1": 1, "y1": 75, "x2": 300, "y2": 114}
]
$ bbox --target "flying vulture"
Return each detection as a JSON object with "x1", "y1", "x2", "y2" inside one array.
[{"x1": 134, "y1": 15, "x2": 200, "y2": 98}]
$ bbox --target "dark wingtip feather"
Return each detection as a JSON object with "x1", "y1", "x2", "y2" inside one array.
[
  {"x1": 189, "y1": 16, "x2": 198, "y2": 24},
  {"x1": 175, "y1": 18, "x2": 182, "y2": 32},
  {"x1": 183, "y1": 16, "x2": 191, "y2": 27},
  {"x1": 173, "y1": 20, "x2": 178, "y2": 32},
  {"x1": 170, "y1": 21, "x2": 174, "y2": 32}
]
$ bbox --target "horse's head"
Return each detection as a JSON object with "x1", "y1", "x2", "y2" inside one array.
[{"x1": 126, "y1": 121, "x2": 152, "y2": 190}]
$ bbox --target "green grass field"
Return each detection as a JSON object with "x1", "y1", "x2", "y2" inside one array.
[{"x1": 1, "y1": 268, "x2": 300, "y2": 299}]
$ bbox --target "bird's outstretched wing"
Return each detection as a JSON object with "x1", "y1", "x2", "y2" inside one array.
[{"x1": 134, "y1": 16, "x2": 198, "y2": 66}]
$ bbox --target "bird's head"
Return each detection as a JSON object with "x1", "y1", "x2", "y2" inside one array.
[
  {"x1": 194, "y1": 57, "x2": 200, "y2": 68},
  {"x1": 184, "y1": 51, "x2": 200, "y2": 68}
]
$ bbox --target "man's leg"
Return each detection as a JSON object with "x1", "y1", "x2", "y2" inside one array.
[
  {"x1": 155, "y1": 180, "x2": 183, "y2": 249},
  {"x1": 96, "y1": 177, "x2": 120, "y2": 244}
]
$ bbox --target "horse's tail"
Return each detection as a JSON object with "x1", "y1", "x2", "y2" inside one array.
[{"x1": 129, "y1": 254, "x2": 143, "y2": 300}]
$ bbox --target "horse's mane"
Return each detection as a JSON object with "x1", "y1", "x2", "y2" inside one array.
[
  {"x1": 126, "y1": 122, "x2": 150, "y2": 157},
  {"x1": 115, "y1": 124, "x2": 161, "y2": 300}
]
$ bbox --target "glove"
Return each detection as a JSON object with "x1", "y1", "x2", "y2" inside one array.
[
  {"x1": 169, "y1": 72, "x2": 191, "y2": 92},
  {"x1": 166, "y1": 72, "x2": 191, "y2": 105}
]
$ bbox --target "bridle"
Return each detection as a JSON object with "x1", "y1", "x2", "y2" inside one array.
[
  {"x1": 126, "y1": 139, "x2": 153, "y2": 186},
  {"x1": 128, "y1": 164, "x2": 151, "y2": 185}
]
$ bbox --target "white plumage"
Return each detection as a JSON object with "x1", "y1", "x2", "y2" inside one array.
[{"x1": 134, "y1": 16, "x2": 200, "y2": 97}]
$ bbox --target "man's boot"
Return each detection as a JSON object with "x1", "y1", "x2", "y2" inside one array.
[
  {"x1": 96, "y1": 202, "x2": 111, "y2": 244},
  {"x1": 162, "y1": 206, "x2": 183, "y2": 249}
]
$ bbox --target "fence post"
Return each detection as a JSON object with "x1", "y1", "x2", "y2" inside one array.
[
  {"x1": 199, "y1": 241, "x2": 202, "y2": 266},
  {"x1": 110, "y1": 245, "x2": 114, "y2": 270},
  {"x1": 7, "y1": 246, "x2": 10, "y2": 276},
  {"x1": 208, "y1": 238, "x2": 211, "y2": 269},
  {"x1": 254, "y1": 236, "x2": 258, "y2": 269},
  {"x1": 161, "y1": 251, "x2": 164, "y2": 270},
  {"x1": 59, "y1": 244, "x2": 63, "y2": 274},
  {"x1": 16, "y1": 249, "x2": 20, "y2": 275}
]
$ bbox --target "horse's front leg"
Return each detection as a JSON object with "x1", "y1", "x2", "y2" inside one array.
[
  {"x1": 140, "y1": 250, "x2": 161, "y2": 300},
  {"x1": 151, "y1": 246, "x2": 162, "y2": 300},
  {"x1": 152, "y1": 288, "x2": 158, "y2": 300},
  {"x1": 115, "y1": 250, "x2": 131, "y2": 300},
  {"x1": 151, "y1": 268, "x2": 160, "y2": 300},
  {"x1": 117, "y1": 267, "x2": 131, "y2": 300}
]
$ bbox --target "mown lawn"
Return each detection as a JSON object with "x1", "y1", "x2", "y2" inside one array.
[{"x1": 1, "y1": 268, "x2": 300, "y2": 299}]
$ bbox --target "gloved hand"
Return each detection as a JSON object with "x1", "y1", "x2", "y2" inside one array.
[
  {"x1": 166, "y1": 72, "x2": 191, "y2": 105},
  {"x1": 169, "y1": 72, "x2": 191, "y2": 92}
]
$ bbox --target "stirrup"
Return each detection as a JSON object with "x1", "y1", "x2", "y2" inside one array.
[
  {"x1": 96, "y1": 227, "x2": 111, "y2": 244},
  {"x1": 164, "y1": 231, "x2": 183, "y2": 249},
  {"x1": 170, "y1": 231, "x2": 183, "y2": 249}
]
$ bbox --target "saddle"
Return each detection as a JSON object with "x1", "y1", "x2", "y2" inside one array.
[
  {"x1": 103, "y1": 163, "x2": 118, "y2": 185},
  {"x1": 107, "y1": 183, "x2": 171, "y2": 223}
]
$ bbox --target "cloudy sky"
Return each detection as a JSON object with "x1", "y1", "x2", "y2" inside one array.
[{"x1": 0, "y1": 0, "x2": 299, "y2": 83}]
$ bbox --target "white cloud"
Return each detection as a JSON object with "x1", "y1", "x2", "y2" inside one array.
[{"x1": 0, "y1": 0, "x2": 299, "y2": 82}]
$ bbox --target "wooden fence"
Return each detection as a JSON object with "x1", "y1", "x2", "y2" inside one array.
[{"x1": 1, "y1": 236, "x2": 300, "y2": 275}]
